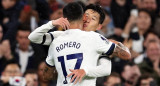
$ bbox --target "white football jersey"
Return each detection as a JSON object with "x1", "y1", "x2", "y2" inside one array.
[{"x1": 46, "y1": 29, "x2": 115, "y2": 86}]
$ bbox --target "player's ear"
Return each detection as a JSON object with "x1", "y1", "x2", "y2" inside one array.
[{"x1": 96, "y1": 24, "x2": 102, "y2": 30}]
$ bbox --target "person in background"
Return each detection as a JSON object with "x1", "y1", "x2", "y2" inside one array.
[
  {"x1": 0, "y1": 25, "x2": 5, "y2": 74},
  {"x1": 138, "y1": 40, "x2": 160, "y2": 85},
  {"x1": 11, "y1": 24, "x2": 46, "y2": 73},
  {"x1": 138, "y1": 0, "x2": 160, "y2": 42},
  {"x1": 134, "y1": 30, "x2": 160, "y2": 64},
  {"x1": 49, "y1": 3, "x2": 63, "y2": 31},
  {"x1": 35, "y1": 0, "x2": 50, "y2": 25},
  {"x1": 122, "y1": 9, "x2": 153, "y2": 58},
  {"x1": 49, "y1": 4, "x2": 63, "y2": 21},
  {"x1": 103, "y1": 72, "x2": 122, "y2": 86},
  {"x1": 24, "y1": 69, "x2": 38, "y2": 86},
  {"x1": 111, "y1": 0, "x2": 131, "y2": 37},
  {"x1": 0, "y1": 61, "x2": 22, "y2": 86},
  {"x1": 0, "y1": 25, "x2": 13, "y2": 75},
  {"x1": 19, "y1": 5, "x2": 39, "y2": 31},
  {"x1": 121, "y1": 62, "x2": 141, "y2": 86},
  {"x1": 0, "y1": 0, "x2": 23, "y2": 44},
  {"x1": 136, "y1": 73, "x2": 157, "y2": 86},
  {"x1": 38, "y1": 61, "x2": 56, "y2": 86},
  {"x1": 142, "y1": 0, "x2": 157, "y2": 13},
  {"x1": 98, "y1": 0, "x2": 115, "y2": 35}
]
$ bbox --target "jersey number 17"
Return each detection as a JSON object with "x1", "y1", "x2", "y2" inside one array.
[{"x1": 58, "y1": 53, "x2": 83, "y2": 84}]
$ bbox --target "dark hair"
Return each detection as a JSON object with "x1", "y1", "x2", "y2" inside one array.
[
  {"x1": 77, "y1": 1, "x2": 86, "y2": 12},
  {"x1": 105, "y1": 72, "x2": 121, "y2": 81},
  {"x1": 63, "y1": 2, "x2": 83, "y2": 22},
  {"x1": 104, "y1": 72, "x2": 121, "y2": 86},
  {"x1": 85, "y1": 4, "x2": 105, "y2": 24},
  {"x1": 138, "y1": 9, "x2": 155, "y2": 28},
  {"x1": 120, "y1": 62, "x2": 135, "y2": 73},
  {"x1": 23, "y1": 69, "x2": 37, "y2": 77},
  {"x1": 136, "y1": 73, "x2": 156, "y2": 86},
  {"x1": 17, "y1": 24, "x2": 31, "y2": 32},
  {"x1": 143, "y1": 29, "x2": 160, "y2": 40},
  {"x1": 138, "y1": 9, "x2": 152, "y2": 17},
  {"x1": 4, "y1": 60, "x2": 21, "y2": 70},
  {"x1": 140, "y1": 73, "x2": 152, "y2": 80}
]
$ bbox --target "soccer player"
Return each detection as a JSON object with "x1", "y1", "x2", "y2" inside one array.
[
  {"x1": 29, "y1": 3, "x2": 114, "y2": 84},
  {"x1": 29, "y1": 2, "x2": 131, "y2": 86},
  {"x1": 29, "y1": 2, "x2": 130, "y2": 85}
]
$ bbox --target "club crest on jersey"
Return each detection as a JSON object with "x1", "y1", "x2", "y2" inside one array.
[{"x1": 99, "y1": 35, "x2": 109, "y2": 44}]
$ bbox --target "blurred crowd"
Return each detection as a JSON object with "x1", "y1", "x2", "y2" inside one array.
[{"x1": 0, "y1": 0, "x2": 160, "y2": 86}]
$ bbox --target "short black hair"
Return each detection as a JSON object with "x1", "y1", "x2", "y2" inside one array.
[
  {"x1": 120, "y1": 62, "x2": 135, "y2": 73},
  {"x1": 105, "y1": 72, "x2": 120, "y2": 81},
  {"x1": 77, "y1": 1, "x2": 86, "y2": 12},
  {"x1": 138, "y1": 9, "x2": 154, "y2": 28},
  {"x1": 4, "y1": 60, "x2": 21, "y2": 70},
  {"x1": 143, "y1": 29, "x2": 159, "y2": 40},
  {"x1": 85, "y1": 4, "x2": 105, "y2": 24},
  {"x1": 136, "y1": 73, "x2": 156, "y2": 86},
  {"x1": 63, "y1": 2, "x2": 83, "y2": 22},
  {"x1": 23, "y1": 69, "x2": 37, "y2": 77},
  {"x1": 17, "y1": 24, "x2": 31, "y2": 32}
]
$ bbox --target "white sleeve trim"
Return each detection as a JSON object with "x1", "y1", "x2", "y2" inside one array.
[{"x1": 105, "y1": 43, "x2": 115, "y2": 55}]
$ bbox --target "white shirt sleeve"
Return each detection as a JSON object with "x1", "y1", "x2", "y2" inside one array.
[
  {"x1": 83, "y1": 58, "x2": 111, "y2": 77},
  {"x1": 28, "y1": 21, "x2": 64, "y2": 45},
  {"x1": 28, "y1": 21, "x2": 54, "y2": 45},
  {"x1": 82, "y1": 33, "x2": 114, "y2": 78},
  {"x1": 95, "y1": 34, "x2": 115, "y2": 55}
]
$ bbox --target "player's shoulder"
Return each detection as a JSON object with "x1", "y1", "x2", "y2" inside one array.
[
  {"x1": 82, "y1": 31, "x2": 100, "y2": 36},
  {"x1": 49, "y1": 31, "x2": 64, "y2": 38},
  {"x1": 80, "y1": 31, "x2": 107, "y2": 43},
  {"x1": 49, "y1": 31, "x2": 64, "y2": 34},
  {"x1": 86, "y1": 31, "x2": 104, "y2": 38}
]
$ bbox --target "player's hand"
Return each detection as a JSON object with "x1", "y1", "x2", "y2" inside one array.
[
  {"x1": 52, "y1": 17, "x2": 70, "y2": 30},
  {"x1": 67, "y1": 69, "x2": 86, "y2": 84}
]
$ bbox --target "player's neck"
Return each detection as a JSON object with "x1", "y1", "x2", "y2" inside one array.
[{"x1": 69, "y1": 20, "x2": 83, "y2": 30}]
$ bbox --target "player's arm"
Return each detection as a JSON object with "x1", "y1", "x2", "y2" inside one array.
[
  {"x1": 109, "y1": 39, "x2": 131, "y2": 60},
  {"x1": 67, "y1": 57, "x2": 111, "y2": 84},
  {"x1": 28, "y1": 21, "x2": 55, "y2": 45},
  {"x1": 67, "y1": 35, "x2": 131, "y2": 84},
  {"x1": 84, "y1": 57, "x2": 111, "y2": 77},
  {"x1": 28, "y1": 17, "x2": 70, "y2": 45},
  {"x1": 96, "y1": 34, "x2": 131, "y2": 60}
]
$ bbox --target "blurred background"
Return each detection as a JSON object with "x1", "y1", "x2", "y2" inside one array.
[{"x1": 0, "y1": 0, "x2": 160, "y2": 86}]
